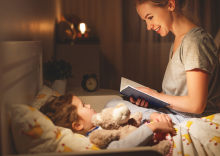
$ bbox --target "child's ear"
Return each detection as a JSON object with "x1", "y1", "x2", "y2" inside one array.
[
  {"x1": 72, "y1": 122, "x2": 84, "y2": 131},
  {"x1": 168, "y1": 0, "x2": 175, "y2": 11}
]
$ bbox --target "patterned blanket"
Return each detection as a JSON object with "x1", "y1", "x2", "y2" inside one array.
[{"x1": 165, "y1": 113, "x2": 220, "y2": 156}]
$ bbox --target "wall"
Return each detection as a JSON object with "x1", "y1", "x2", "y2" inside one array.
[
  {"x1": 0, "y1": 1, "x2": 61, "y2": 154},
  {"x1": 0, "y1": 0, "x2": 62, "y2": 62}
]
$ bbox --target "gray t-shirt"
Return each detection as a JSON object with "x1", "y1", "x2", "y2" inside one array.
[{"x1": 162, "y1": 27, "x2": 220, "y2": 117}]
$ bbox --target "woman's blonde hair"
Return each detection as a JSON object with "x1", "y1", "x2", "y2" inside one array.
[
  {"x1": 134, "y1": 0, "x2": 186, "y2": 10},
  {"x1": 134, "y1": 0, "x2": 200, "y2": 26}
]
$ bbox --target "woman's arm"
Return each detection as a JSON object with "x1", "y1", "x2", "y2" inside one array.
[
  {"x1": 160, "y1": 69, "x2": 208, "y2": 113},
  {"x1": 134, "y1": 69, "x2": 209, "y2": 114}
]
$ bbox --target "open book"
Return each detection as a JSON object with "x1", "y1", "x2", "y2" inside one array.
[{"x1": 120, "y1": 77, "x2": 169, "y2": 108}]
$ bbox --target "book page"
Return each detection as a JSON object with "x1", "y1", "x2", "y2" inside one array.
[{"x1": 120, "y1": 77, "x2": 146, "y2": 92}]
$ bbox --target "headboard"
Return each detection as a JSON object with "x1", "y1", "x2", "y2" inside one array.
[{"x1": 0, "y1": 41, "x2": 43, "y2": 155}]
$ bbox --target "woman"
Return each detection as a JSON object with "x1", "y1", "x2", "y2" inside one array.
[{"x1": 128, "y1": 0, "x2": 220, "y2": 121}]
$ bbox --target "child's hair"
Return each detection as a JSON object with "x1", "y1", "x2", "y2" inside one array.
[{"x1": 40, "y1": 93, "x2": 84, "y2": 134}]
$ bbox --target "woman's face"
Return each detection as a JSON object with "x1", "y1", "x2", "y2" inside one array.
[{"x1": 136, "y1": 2, "x2": 174, "y2": 36}]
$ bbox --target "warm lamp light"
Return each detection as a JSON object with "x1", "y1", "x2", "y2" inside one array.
[
  {"x1": 79, "y1": 23, "x2": 86, "y2": 34},
  {"x1": 71, "y1": 23, "x2": 74, "y2": 29}
]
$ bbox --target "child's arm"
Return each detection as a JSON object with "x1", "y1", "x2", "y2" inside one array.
[
  {"x1": 107, "y1": 122, "x2": 175, "y2": 149},
  {"x1": 107, "y1": 124, "x2": 153, "y2": 149}
]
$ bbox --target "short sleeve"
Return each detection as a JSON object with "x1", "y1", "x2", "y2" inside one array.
[{"x1": 181, "y1": 31, "x2": 218, "y2": 75}]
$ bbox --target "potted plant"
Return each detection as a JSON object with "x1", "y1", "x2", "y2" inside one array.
[{"x1": 43, "y1": 58, "x2": 74, "y2": 95}]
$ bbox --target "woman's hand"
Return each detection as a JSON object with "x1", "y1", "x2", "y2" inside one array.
[
  {"x1": 150, "y1": 113, "x2": 172, "y2": 123},
  {"x1": 129, "y1": 87, "x2": 159, "y2": 107},
  {"x1": 130, "y1": 96, "x2": 149, "y2": 107},
  {"x1": 136, "y1": 87, "x2": 158, "y2": 97},
  {"x1": 147, "y1": 122, "x2": 176, "y2": 135}
]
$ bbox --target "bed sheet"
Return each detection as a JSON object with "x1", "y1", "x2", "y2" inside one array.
[
  {"x1": 105, "y1": 100, "x2": 220, "y2": 155},
  {"x1": 166, "y1": 113, "x2": 220, "y2": 156}
]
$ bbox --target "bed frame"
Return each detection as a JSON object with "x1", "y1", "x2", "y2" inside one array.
[{"x1": 0, "y1": 41, "x2": 162, "y2": 156}]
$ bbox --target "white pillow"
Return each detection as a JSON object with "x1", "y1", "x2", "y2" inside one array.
[
  {"x1": 32, "y1": 85, "x2": 61, "y2": 110},
  {"x1": 10, "y1": 104, "x2": 100, "y2": 154}
]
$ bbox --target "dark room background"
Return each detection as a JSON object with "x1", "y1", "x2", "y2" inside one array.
[{"x1": 0, "y1": 0, "x2": 220, "y2": 92}]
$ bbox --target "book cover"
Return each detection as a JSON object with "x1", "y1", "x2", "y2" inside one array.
[{"x1": 120, "y1": 77, "x2": 169, "y2": 108}]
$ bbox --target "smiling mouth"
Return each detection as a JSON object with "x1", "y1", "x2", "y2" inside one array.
[{"x1": 155, "y1": 26, "x2": 161, "y2": 32}]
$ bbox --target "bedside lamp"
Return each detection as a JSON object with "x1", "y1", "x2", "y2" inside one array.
[{"x1": 79, "y1": 23, "x2": 86, "y2": 37}]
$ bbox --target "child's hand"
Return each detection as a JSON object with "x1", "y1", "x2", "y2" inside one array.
[
  {"x1": 147, "y1": 122, "x2": 176, "y2": 135},
  {"x1": 150, "y1": 112, "x2": 172, "y2": 123}
]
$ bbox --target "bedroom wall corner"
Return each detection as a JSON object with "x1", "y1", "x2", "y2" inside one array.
[
  {"x1": 0, "y1": 43, "x2": 3, "y2": 156},
  {"x1": 0, "y1": 0, "x2": 62, "y2": 62}
]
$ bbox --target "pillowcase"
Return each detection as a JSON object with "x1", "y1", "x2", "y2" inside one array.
[
  {"x1": 32, "y1": 85, "x2": 61, "y2": 110},
  {"x1": 10, "y1": 104, "x2": 100, "y2": 154}
]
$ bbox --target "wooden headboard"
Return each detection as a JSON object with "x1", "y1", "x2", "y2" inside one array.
[{"x1": 0, "y1": 41, "x2": 43, "y2": 155}]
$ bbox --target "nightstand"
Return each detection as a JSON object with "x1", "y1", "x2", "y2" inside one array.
[{"x1": 66, "y1": 87, "x2": 123, "y2": 113}]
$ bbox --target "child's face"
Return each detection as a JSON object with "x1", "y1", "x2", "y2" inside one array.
[
  {"x1": 71, "y1": 96, "x2": 96, "y2": 131},
  {"x1": 136, "y1": 2, "x2": 174, "y2": 36}
]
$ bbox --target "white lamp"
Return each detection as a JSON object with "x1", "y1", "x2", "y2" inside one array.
[{"x1": 79, "y1": 23, "x2": 86, "y2": 36}]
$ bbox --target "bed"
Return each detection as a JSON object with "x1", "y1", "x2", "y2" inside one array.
[
  {"x1": 0, "y1": 41, "x2": 162, "y2": 156},
  {"x1": 1, "y1": 41, "x2": 220, "y2": 156}
]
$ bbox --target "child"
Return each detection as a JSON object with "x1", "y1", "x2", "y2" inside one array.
[{"x1": 40, "y1": 93, "x2": 176, "y2": 149}]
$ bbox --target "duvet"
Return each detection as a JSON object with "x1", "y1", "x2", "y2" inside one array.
[{"x1": 165, "y1": 113, "x2": 220, "y2": 156}]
